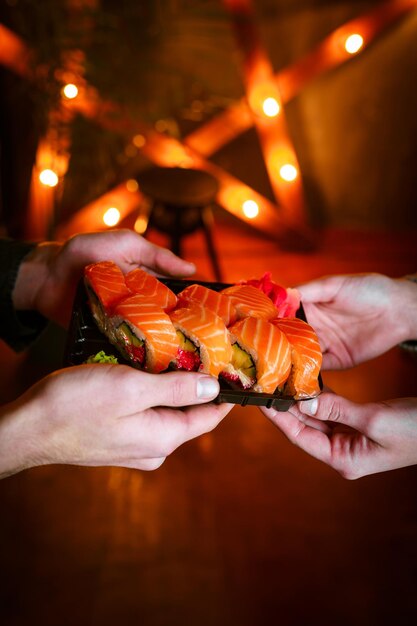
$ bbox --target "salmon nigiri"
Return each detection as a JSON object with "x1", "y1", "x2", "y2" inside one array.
[
  {"x1": 272, "y1": 317, "x2": 322, "y2": 399},
  {"x1": 84, "y1": 261, "x2": 131, "y2": 334},
  {"x1": 112, "y1": 294, "x2": 179, "y2": 373},
  {"x1": 222, "y1": 317, "x2": 291, "y2": 393},
  {"x1": 169, "y1": 303, "x2": 232, "y2": 377},
  {"x1": 125, "y1": 267, "x2": 177, "y2": 312},
  {"x1": 220, "y1": 284, "x2": 278, "y2": 321},
  {"x1": 177, "y1": 283, "x2": 237, "y2": 326}
]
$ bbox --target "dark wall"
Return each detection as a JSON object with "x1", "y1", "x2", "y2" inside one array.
[{"x1": 1, "y1": 0, "x2": 416, "y2": 234}]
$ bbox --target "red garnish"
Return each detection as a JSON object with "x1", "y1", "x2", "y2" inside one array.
[
  {"x1": 240, "y1": 271, "x2": 300, "y2": 317},
  {"x1": 176, "y1": 348, "x2": 201, "y2": 371},
  {"x1": 221, "y1": 371, "x2": 254, "y2": 389},
  {"x1": 124, "y1": 343, "x2": 145, "y2": 364}
]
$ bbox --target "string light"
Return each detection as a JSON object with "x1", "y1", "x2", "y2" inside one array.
[
  {"x1": 39, "y1": 169, "x2": 58, "y2": 187},
  {"x1": 62, "y1": 83, "x2": 78, "y2": 99},
  {"x1": 103, "y1": 207, "x2": 120, "y2": 227},
  {"x1": 344, "y1": 33, "x2": 364, "y2": 55},
  {"x1": 262, "y1": 97, "x2": 280, "y2": 118},
  {"x1": 249, "y1": 83, "x2": 282, "y2": 118},
  {"x1": 279, "y1": 164, "x2": 298, "y2": 182},
  {"x1": 242, "y1": 199, "x2": 259, "y2": 219}
]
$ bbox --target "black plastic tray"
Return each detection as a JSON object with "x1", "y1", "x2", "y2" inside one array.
[{"x1": 64, "y1": 278, "x2": 322, "y2": 411}]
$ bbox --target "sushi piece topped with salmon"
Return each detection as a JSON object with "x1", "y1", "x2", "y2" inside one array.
[
  {"x1": 222, "y1": 317, "x2": 291, "y2": 393},
  {"x1": 169, "y1": 303, "x2": 232, "y2": 378},
  {"x1": 177, "y1": 283, "x2": 237, "y2": 326},
  {"x1": 111, "y1": 294, "x2": 179, "y2": 373},
  {"x1": 220, "y1": 284, "x2": 279, "y2": 321},
  {"x1": 125, "y1": 267, "x2": 177, "y2": 312},
  {"x1": 272, "y1": 317, "x2": 322, "y2": 400},
  {"x1": 84, "y1": 261, "x2": 131, "y2": 335}
]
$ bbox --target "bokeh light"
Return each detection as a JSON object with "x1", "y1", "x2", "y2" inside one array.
[
  {"x1": 103, "y1": 207, "x2": 121, "y2": 227},
  {"x1": 39, "y1": 169, "x2": 59, "y2": 187},
  {"x1": 279, "y1": 164, "x2": 298, "y2": 182},
  {"x1": 242, "y1": 199, "x2": 259, "y2": 219},
  {"x1": 344, "y1": 33, "x2": 364, "y2": 54}
]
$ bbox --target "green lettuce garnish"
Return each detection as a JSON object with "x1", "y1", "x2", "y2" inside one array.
[{"x1": 85, "y1": 351, "x2": 119, "y2": 364}]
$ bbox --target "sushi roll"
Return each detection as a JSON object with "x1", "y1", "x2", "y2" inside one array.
[
  {"x1": 111, "y1": 294, "x2": 179, "y2": 373},
  {"x1": 220, "y1": 284, "x2": 279, "y2": 321},
  {"x1": 125, "y1": 267, "x2": 177, "y2": 312},
  {"x1": 177, "y1": 283, "x2": 237, "y2": 326},
  {"x1": 169, "y1": 303, "x2": 232, "y2": 377},
  {"x1": 272, "y1": 317, "x2": 322, "y2": 399},
  {"x1": 222, "y1": 317, "x2": 291, "y2": 393},
  {"x1": 84, "y1": 261, "x2": 131, "y2": 335}
]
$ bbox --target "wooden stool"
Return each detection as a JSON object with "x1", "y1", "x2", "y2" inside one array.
[{"x1": 136, "y1": 167, "x2": 222, "y2": 281}]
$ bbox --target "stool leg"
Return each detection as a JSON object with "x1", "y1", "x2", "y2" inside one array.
[{"x1": 201, "y1": 206, "x2": 222, "y2": 281}]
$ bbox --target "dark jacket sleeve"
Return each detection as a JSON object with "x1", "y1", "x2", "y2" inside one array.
[{"x1": 0, "y1": 239, "x2": 47, "y2": 351}]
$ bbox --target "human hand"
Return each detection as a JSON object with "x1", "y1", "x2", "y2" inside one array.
[
  {"x1": 261, "y1": 393, "x2": 417, "y2": 479},
  {"x1": 0, "y1": 365, "x2": 232, "y2": 478},
  {"x1": 12, "y1": 229, "x2": 196, "y2": 326},
  {"x1": 298, "y1": 273, "x2": 417, "y2": 369}
]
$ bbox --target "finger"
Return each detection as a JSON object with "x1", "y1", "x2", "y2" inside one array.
[
  {"x1": 118, "y1": 402, "x2": 233, "y2": 461},
  {"x1": 298, "y1": 392, "x2": 376, "y2": 435},
  {"x1": 297, "y1": 275, "x2": 346, "y2": 303},
  {"x1": 261, "y1": 405, "x2": 333, "y2": 465},
  {"x1": 140, "y1": 371, "x2": 221, "y2": 409},
  {"x1": 113, "y1": 456, "x2": 166, "y2": 471},
  {"x1": 176, "y1": 401, "x2": 234, "y2": 443},
  {"x1": 138, "y1": 239, "x2": 196, "y2": 277}
]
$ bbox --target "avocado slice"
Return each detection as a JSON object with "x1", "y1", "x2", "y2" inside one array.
[
  {"x1": 176, "y1": 330, "x2": 197, "y2": 352},
  {"x1": 118, "y1": 322, "x2": 144, "y2": 347},
  {"x1": 232, "y1": 343, "x2": 255, "y2": 378}
]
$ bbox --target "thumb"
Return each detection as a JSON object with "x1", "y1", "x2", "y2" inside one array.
[
  {"x1": 297, "y1": 275, "x2": 344, "y2": 303},
  {"x1": 299, "y1": 392, "x2": 373, "y2": 433},
  {"x1": 142, "y1": 371, "x2": 220, "y2": 409}
]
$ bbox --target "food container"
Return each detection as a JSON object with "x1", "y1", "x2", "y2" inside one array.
[{"x1": 64, "y1": 279, "x2": 322, "y2": 411}]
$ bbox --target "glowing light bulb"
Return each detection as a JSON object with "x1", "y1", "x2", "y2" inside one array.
[
  {"x1": 279, "y1": 164, "x2": 298, "y2": 182},
  {"x1": 126, "y1": 179, "x2": 139, "y2": 192},
  {"x1": 39, "y1": 169, "x2": 59, "y2": 187},
  {"x1": 242, "y1": 199, "x2": 259, "y2": 219},
  {"x1": 345, "y1": 33, "x2": 364, "y2": 55},
  {"x1": 62, "y1": 83, "x2": 78, "y2": 99},
  {"x1": 103, "y1": 207, "x2": 120, "y2": 227},
  {"x1": 262, "y1": 97, "x2": 280, "y2": 118}
]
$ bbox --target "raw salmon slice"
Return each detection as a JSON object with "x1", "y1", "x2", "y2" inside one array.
[
  {"x1": 272, "y1": 317, "x2": 322, "y2": 399},
  {"x1": 125, "y1": 267, "x2": 177, "y2": 311},
  {"x1": 221, "y1": 285, "x2": 278, "y2": 320},
  {"x1": 84, "y1": 261, "x2": 130, "y2": 311},
  {"x1": 177, "y1": 284, "x2": 237, "y2": 326}
]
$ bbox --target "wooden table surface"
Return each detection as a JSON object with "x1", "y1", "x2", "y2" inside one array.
[{"x1": 1, "y1": 223, "x2": 416, "y2": 626}]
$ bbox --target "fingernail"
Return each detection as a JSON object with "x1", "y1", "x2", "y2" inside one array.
[
  {"x1": 197, "y1": 376, "x2": 219, "y2": 399},
  {"x1": 300, "y1": 398, "x2": 318, "y2": 416}
]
